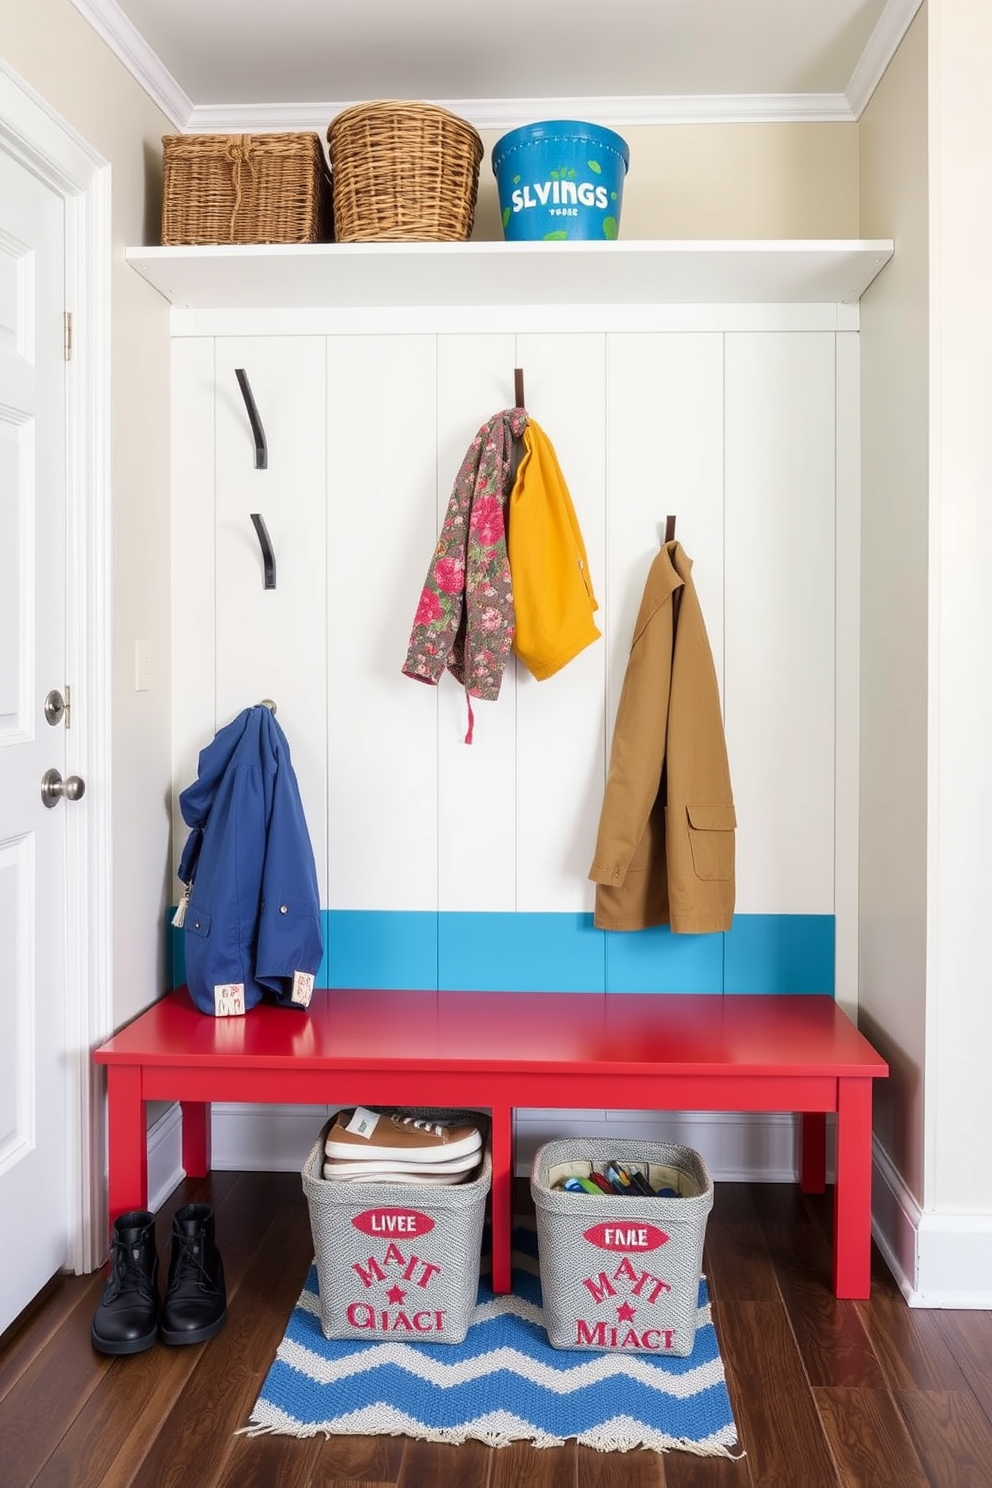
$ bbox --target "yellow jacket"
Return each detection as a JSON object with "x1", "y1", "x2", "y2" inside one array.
[
  {"x1": 589, "y1": 541, "x2": 736, "y2": 933},
  {"x1": 508, "y1": 420, "x2": 601, "y2": 680}
]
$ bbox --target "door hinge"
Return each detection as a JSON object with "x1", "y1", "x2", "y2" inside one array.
[{"x1": 64, "y1": 311, "x2": 72, "y2": 361}]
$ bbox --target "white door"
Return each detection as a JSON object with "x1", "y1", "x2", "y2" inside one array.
[{"x1": 0, "y1": 146, "x2": 71, "y2": 1333}]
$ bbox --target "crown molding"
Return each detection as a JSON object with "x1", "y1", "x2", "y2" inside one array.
[
  {"x1": 69, "y1": 0, "x2": 192, "y2": 128},
  {"x1": 846, "y1": 0, "x2": 925, "y2": 118},
  {"x1": 186, "y1": 92, "x2": 855, "y2": 136},
  {"x1": 72, "y1": 0, "x2": 917, "y2": 134}
]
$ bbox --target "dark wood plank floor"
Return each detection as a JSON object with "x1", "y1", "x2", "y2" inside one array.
[{"x1": 2, "y1": 1171, "x2": 991, "y2": 1487}]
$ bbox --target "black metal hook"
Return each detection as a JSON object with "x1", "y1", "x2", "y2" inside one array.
[
  {"x1": 235, "y1": 368, "x2": 267, "y2": 470},
  {"x1": 250, "y1": 513, "x2": 276, "y2": 589}
]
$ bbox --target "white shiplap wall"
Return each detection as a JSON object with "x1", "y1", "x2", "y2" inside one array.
[{"x1": 170, "y1": 306, "x2": 859, "y2": 1177}]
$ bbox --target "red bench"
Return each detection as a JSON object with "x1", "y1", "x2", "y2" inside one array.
[{"x1": 94, "y1": 987, "x2": 888, "y2": 1299}]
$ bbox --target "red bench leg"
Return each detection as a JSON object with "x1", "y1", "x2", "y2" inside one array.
[
  {"x1": 800, "y1": 1111, "x2": 827, "y2": 1193},
  {"x1": 489, "y1": 1103, "x2": 513, "y2": 1294},
  {"x1": 181, "y1": 1101, "x2": 211, "y2": 1178},
  {"x1": 106, "y1": 1064, "x2": 147, "y2": 1227},
  {"x1": 833, "y1": 1077, "x2": 874, "y2": 1299}
]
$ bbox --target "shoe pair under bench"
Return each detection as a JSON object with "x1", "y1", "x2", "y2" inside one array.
[{"x1": 91, "y1": 1203, "x2": 227, "y2": 1356}]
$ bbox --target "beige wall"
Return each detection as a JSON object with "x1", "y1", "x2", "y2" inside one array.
[
  {"x1": 475, "y1": 122, "x2": 860, "y2": 240},
  {"x1": 924, "y1": 0, "x2": 992, "y2": 1211},
  {"x1": 0, "y1": 0, "x2": 174, "y2": 1024},
  {"x1": 861, "y1": 0, "x2": 992, "y2": 1222},
  {"x1": 858, "y1": 9, "x2": 929, "y2": 1199}
]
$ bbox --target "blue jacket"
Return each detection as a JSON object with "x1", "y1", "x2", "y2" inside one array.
[{"x1": 175, "y1": 706, "x2": 323, "y2": 1016}]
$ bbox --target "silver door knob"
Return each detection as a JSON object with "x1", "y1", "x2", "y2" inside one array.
[{"x1": 40, "y1": 768, "x2": 86, "y2": 808}]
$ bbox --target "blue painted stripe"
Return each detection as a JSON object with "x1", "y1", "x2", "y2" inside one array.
[
  {"x1": 168, "y1": 910, "x2": 835, "y2": 995},
  {"x1": 724, "y1": 913, "x2": 835, "y2": 994},
  {"x1": 438, "y1": 912, "x2": 605, "y2": 993},
  {"x1": 605, "y1": 922, "x2": 725, "y2": 994},
  {"x1": 318, "y1": 910, "x2": 437, "y2": 990},
  {"x1": 169, "y1": 919, "x2": 185, "y2": 989}
]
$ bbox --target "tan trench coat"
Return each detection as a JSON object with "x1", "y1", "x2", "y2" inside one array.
[{"x1": 589, "y1": 541, "x2": 736, "y2": 933}]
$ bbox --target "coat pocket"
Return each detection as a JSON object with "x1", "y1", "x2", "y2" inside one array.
[
  {"x1": 685, "y1": 803, "x2": 736, "y2": 881},
  {"x1": 185, "y1": 904, "x2": 212, "y2": 939}
]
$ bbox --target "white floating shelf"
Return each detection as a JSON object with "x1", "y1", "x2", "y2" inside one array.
[{"x1": 125, "y1": 238, "x2": 893, "y2": 311}]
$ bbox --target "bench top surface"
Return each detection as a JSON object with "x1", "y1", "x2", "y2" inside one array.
[{"x1": 94, "y1": 988, "x2": 888, "y2": 1079}]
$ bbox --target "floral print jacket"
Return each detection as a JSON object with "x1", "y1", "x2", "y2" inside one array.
[{"x1": 402, "y1": 408, "x2": 527, "y2": 703}]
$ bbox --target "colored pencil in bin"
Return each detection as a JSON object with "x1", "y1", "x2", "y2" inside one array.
[
  {"x1": 621, "y1": 1165, "x2": 657, "y2": 1197},
  {"x1": 575, "y1": 1176, "x2": 604, "y2": 1194},
  {"x1": 605, "y1": 1164, "x2": 632, "y2": 1192}
]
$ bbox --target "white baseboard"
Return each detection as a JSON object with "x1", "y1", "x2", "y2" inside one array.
[
  {"x1": 149, "y1": 1102, "x2": 992, "y2": 1306},
  {"x1": 871, "y1": 1138, "x2": 992, "y2": 1307},
  {"x1": 209, "y1": 1102, "x2": 335, "y2": 1171},
  {"x1": 514, "y1": 1108, "x2": 811, "y2": 1182},
  {"x1": 149, "y1": 1101, "x2": 808, "y2": 1186},
  {"x1": 147, "y1": 1102, "x2": 185, "y2": 1213}
]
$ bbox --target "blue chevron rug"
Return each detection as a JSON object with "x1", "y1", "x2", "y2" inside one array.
[{"x1": 244, "y1": 1226, "x2": 740, "y2": 1456}]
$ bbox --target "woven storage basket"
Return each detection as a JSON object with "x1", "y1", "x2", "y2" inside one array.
[
  {"x1": 326, "y1": 100, "x2": 483, "y2": 242},
  {"x1": 302, "y1": 1108, "x2": 491, "y2": 1344},
  {"x1": 531, "y1": 1137, "x2": 714, "y2": 1357},
  {"x1": 160, "y1": 132, "x2": 333, "y2": 245}
]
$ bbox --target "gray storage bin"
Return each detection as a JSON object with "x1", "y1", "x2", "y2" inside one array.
[
  {"x1": 531, "y1": 1137, "x2": 713, "y2": 1357},
  {"x1": 302, "y1": 1107, "x2": 490, "y2": 1344}
]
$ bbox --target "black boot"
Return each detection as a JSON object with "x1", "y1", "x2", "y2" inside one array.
[
  {"x1": 159, "y1": 1202, "x2": 227, "y2": 1346},
  {"x1": 91, "y1": 1210, "x2": 160, "y2": 1355}
]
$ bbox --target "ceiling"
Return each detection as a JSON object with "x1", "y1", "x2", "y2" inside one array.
[{"x1": 71, "y1": 0, "x2": 922, "y2": 132}]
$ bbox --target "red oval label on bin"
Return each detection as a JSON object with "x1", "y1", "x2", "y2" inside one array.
[
  {"x1": 583, "y1": 1221, "x2": 669, "y2": 1252},
  {"x1": 352, "y1": 1208, "x2": 435, "y2": 1237}
]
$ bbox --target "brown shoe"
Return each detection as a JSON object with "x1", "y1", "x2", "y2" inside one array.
[
  {"x1": 322, "y1": 1149, "x2": 482, "y2": 1180},
  {"x1": 324, "y1": 1107, "x2": 482, "y2": 1163}
]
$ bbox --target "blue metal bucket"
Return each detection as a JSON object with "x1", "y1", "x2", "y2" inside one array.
[{"x1": 491, "y1": 120, "x2": 629, "y2": 242}]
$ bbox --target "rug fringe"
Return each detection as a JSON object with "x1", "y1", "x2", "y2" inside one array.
[
  {"x1": 237, "y1": 1418, "x2": 553, "y2": 1449},
  {"x1": 236, "y1": 1422, "x2": 308, "y2": 1439},
  {"x1": 574, "y1": 1432, "x2": 746, "y2": 1459},
  {"x1": 238, "y1": 1416, "x2": 745, "y2": 1458}
]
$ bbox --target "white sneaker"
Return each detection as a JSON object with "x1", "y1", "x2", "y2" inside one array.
[
  {"x1": 321, "y1": 1150, "x2": 482, "y2": 1179},
  {"x1": 322, "y1": 1163, "x2": 476, "y2": 1185}
]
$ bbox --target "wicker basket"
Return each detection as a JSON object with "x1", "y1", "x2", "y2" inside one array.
[
  {"x1": 160, "y1": 132, "x2": 333, "y2": 246},
  {"x1": 326, "y1": 101, "x2": 483, "y2": 242}
]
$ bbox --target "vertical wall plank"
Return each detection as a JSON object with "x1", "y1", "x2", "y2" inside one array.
[
  {"x1": 604, "y1": 333, "x2": 726, "y2": 737},
  {"x1": 326, "y1": 334, "x2": 438, "y2": 914},
  {"x1": 724, "y1": 333, "x2": 836, "y2": 918},
  {"x1": 170, "y1": 337, "x2": 216, "y2": 878},
  {"x1": 514, "y1": 332, "x2": 607, "y2": 913},
  {"x1": 834, "y1": 331, "x2": 861, "y2": 1013},
  {"x1": 602, "y1": 333, "x2": 726, "y2": 990},
  {"x1": 435, "y1": 334, "x2": 517, "y2": 916},
  {"x1": 213, "y1": 337, "x2": 328, "y2": 900}
]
